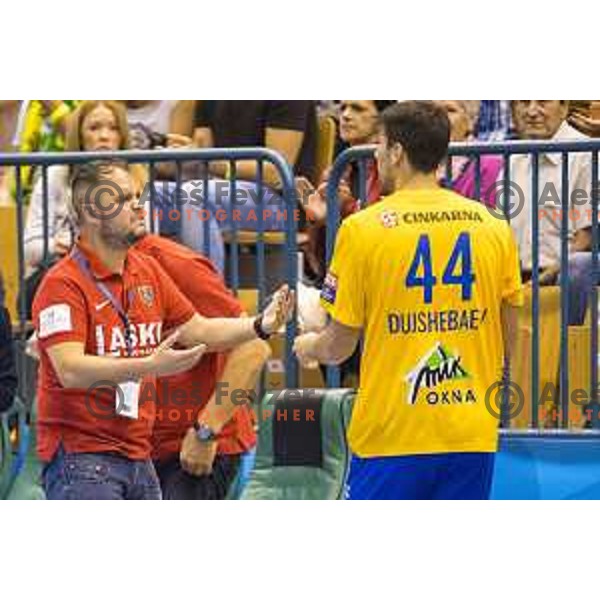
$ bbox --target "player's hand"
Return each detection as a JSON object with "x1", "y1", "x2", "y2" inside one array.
[
  {"x1": 539, "y1": 264, "x2": 560, "y2": 286},
  {"x1": 261, "y1": 285, "x2": 295, "y2": 335},
  {"x1": 305, "y1": 188, "x2": 327, "y2": 222},
  {"x1": 147, "y1": 330, "x2": 207, "y2": 377},
  {"x1": 166, "y1": 133, "x2": 193, "y2": 149},
  {"x1": 180, "y1": 428, "x2": 217, "y2": 476},
  {"x1": 293, "y1": 332, "x2": 320, "y2": 367},
  {"x1": 568, "y1": 112, "x2": 600, "y2": 138},
  {"x1": 52, "y1": 232, "x2": 72, "y2": 256}
]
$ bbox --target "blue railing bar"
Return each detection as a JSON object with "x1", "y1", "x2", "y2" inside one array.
[
  {"x1": 229, "y1": 161, "x2": 239, "y2": 294},
  {"x1": 202, "y1": 162, "x2": 210, "y2": 260},
  {"x1": 501, "y1": 151, "x2": 512, "y2": 427},
  {"x1": 148, "y1": 162, "x2": 157, "y2": 234},
  {"x1": 0, "y1": 148, "x2": 300, "y2": 174},
  {"x1": 474, "y1": 153, "x2": 481, "y2": 201},
  {"x1": 560, "y1": 152, "x2": 570, "y2": 428},
  {"x1": 591, "y1": 151, "x2": 599, "y2": 425},
  {"x1": 41, "y1": 165, "x2": 49, "y2": 262},
  {"x1": 14, "y1": 167, "x2": 26, "y2": 339},
  {"x1": 284, "y1": 166, "x2": 299, "y2": 389},
  {"x1": 357, "y1": 158, "x2": 367, "y2": 209},
  {"x1": 256, "y1": 160, "x2": 266, "y2": 310},
  {"x1": 531, "y1": 152, "x2": 540, "y2": 429},
  {"x1": 324, "y1": 140, "x2": 600, "y2": 172}
]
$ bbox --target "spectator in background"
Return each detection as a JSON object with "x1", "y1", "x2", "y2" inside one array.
[
  {"x1": 303, "y1": 100, "x2": 395, "y2": 284},
  {"x1": 124, "y1": 100, "x2": 196, "y2": 179},
  {"x1": 300, "y1": 100, "x2": 395, "y2": 388},
  {"x1": 507, "y1": 100, "x2": 599, "y2": 325},
  {"x1": 0, "y1": 272, "x2": 17, "y2": 414},
  {"x1": 0, "y1": 100, "x2": 20, "y2": 205},
  {"x1": 23, "y1": 100, "x2": 146, "y2": 270},
  {"x1": 436, "y1": 100, "x2": 503, "y2": 205},
  {"x1": 11, "y1": 101, "x2": 80, "y2": 200},
  {"x1": 20, "y1": 101, "x2": 147, "y2": 319},
  {"x1": 304, "y1": 100, "x2": 502, "y2": 284},
  {"x1": 185, "y1": 100, "x2": 318, "y2": 236},
  {"x1": 507, "y1": 100, "x2": 593, "y2": 285},
  {"x1": 123, "y1": 100, "x2": 224, "y2": 269},
  {"x1": 474, "y1": 100, "x2": 512, "y2": 141}
]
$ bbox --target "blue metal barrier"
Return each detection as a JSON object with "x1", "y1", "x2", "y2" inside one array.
[{"x1": 325, "y1": 140, "x2": 600, "y2": 430}]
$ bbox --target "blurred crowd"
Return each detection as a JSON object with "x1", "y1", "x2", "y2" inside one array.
[{"x1": 1, "y1": 99, "x2": 600, "y2": 324}]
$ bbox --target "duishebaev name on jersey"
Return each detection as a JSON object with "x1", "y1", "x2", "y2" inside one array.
[{"x1": 387, "y1": 308, "x2": 488, "y2": 335}]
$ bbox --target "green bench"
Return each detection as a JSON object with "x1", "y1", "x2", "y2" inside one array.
[{"x1": 241, "y1": 389, "x2": 355, "y2": 500}]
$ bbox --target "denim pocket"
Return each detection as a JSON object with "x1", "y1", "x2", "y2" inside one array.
[{"x1": 63, "y1": 454, "x2": 111, "y2": 485}]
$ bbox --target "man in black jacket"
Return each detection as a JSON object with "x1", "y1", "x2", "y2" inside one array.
[{"x1": 0, "y1": 272, "x2": 17, "y2": 413}]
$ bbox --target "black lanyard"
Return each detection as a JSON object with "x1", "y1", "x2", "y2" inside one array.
[{"x1": 72, "y1": 248, "x2": 134, "y2": 357}]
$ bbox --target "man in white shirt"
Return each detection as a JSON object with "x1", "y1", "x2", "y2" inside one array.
[{"x1": 506, "y1": 101, "x2": 597, "y2": 323}]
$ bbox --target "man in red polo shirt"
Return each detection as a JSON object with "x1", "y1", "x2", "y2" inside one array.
[
  {"x1": 33, "y1": 162, "x2": 292, "y2": 500},
  {"x1": 135, "y1": 233, "x2": 269, "y2": 499}
]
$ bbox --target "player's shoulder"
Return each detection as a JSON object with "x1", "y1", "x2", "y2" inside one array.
[
  {"x1": 32, "y1": 255, "x2": 88, "y2": 316},
  {"x1": 40, "y1": 254, "x2": 83, "y2": 288},
  {"x1": 134, "y1": 233, "x2": 189, "y2": 257},
  {"x1": 133, "y1": 234, "x2": 219, "y2": 279},
  {"x1": 341, "y1": 199, "x2": 390, "y2": 231},
  {"x1": 443, "y1": 190, "x2": 514, "y2": 234}
]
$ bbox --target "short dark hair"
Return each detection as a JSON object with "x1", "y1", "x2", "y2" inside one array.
[
  {"x1": 374, "y1": 100, "x2": 396, "y2": 113},
  {"x1": 380, "y1": 101, "x2": 450, "y2": 173}
]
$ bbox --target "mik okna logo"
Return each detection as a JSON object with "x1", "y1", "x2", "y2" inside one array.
[{"x1": 405, "y1": 343, "x2": 474, "y2": 405}]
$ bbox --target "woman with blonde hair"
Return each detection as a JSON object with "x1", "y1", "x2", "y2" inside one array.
[
  {"x1": 23, "y1": 100, "x2": 146, "y2": 270},
  {"x1": 20, "y1": 101, "x2": 147, "y2": 319}
]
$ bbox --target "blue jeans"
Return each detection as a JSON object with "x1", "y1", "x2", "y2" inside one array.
[
  {"x1": 148, "y1": 181, "x2": 225, "y2": 274},
  {"x1": 42, "y1": 446, "x2": 162, "y2": 500},
  {"x1": 181, "y1": 179, "x2": 289, "y2": 234},
  {"x1": 568, "y1": 252, "x2": 600, "y2": 325}
]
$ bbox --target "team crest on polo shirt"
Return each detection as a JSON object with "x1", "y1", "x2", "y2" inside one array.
[
  {"x1": 137, "y1": 285, "x2": 155, "y2": 307},
  {"x1": 380, "y1": 209, "x2": 399, "y2": 229}
]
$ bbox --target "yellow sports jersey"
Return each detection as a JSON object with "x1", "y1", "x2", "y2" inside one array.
[{"x1": 321, "y1": 187, "x2": 523, "y2": 457}]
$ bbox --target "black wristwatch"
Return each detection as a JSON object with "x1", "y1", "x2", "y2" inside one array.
[
  {"x1": 253, "y1": 313, "x2": 271, "y2": 340},
  {"x1": 193, "y1": 421, "x2": 217, "y2": 442}
]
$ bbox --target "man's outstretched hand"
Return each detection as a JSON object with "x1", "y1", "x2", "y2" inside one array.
[{"x1": 261, "y1": 284, "x2": 295, "y2": 335}]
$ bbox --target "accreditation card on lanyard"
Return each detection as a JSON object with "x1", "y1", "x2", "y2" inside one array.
[{"x1": 72, "y1": 248, "x2": 141, "y2": 419}]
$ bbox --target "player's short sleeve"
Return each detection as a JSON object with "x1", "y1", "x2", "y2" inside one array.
[
  {"x1": 502, "y1": 226, "x2": 524, "y2": 307},
  {"x1": 320, "y1": 217, "x2": 366, "y2": 328},
  {"x1": 265, "y1": 101, "x2": 312, "y2": 132},
  {"x1": 33, "y1": 273, "x2": 88, "y2": 350}
]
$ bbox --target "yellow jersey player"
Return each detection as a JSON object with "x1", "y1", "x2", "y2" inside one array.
[{"x1": 294, "y1": 101, "x2": 523, "y2": 499}]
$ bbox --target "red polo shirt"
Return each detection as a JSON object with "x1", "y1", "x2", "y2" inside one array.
[
  {"x1": 134, "y1": 234, "x2": 257, "y2": 461},
  {"x1": 33, "y1": 240, "x2": 196, "y2": 461}
]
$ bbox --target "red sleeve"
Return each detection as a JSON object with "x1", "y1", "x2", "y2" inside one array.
[{"x1": 33, "y1": 271, "x2": 89, "y2": 351}]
